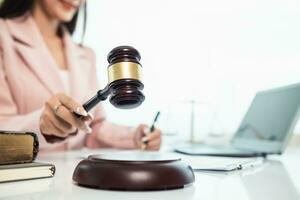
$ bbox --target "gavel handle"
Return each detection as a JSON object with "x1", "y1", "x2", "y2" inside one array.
[{"x1": 82, "y1": 86, "x2": 110, "y2": 112}]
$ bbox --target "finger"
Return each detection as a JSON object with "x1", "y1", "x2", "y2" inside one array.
[
  {"x1": 42, "y1": 120, "x2": 66, "y2": 137},
  {"x1": 51, "y1": 123, "x2": 69, "y2": 137},
  {"x1": 138, "y1": 124, "x2": 148, "y2": 133},
  {"x1": 135, "y1": 124, "x2": 148, "y2": 142},
  {"x1": 82, "y1": 113, "x2": 94, "y2": 122},
  {"x1": 40, "y1": 121, "x2": 69, "y2": 144},
  {"x1": 40, "y1": 119, "x2": 50, "y2": 135},
  {"x1": 45, "y1": 96, "x2": 61, "y2": 113},
  {"x1": 50, "y1": 115, "x2": 76, "y2": 136},
  {"x1": 52, "y1": 123, "x2": 77, "y2": 138},
  {"x1": 55, "y1": 105, "x2": 92, "y2": 133},
  {"x1": 142, "y1": 130, "x2": 161, "y2": 143},
  {"x1": 41, "y1": 118, "x2": 78, "y2": 143},
  {"x1": 139, "y1": 124, "x2": 150, "y2": 139},
  {"x1": 56, "y1": 93, "x2": 88, "y2": 116},
  {"x1": 40, "y1": 111, "x2": 61, "y2": 135},
  {"x1": 146, "y1": 139, "x2": 161, "y2": 150}
]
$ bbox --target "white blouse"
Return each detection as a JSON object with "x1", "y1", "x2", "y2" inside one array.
[{"x1": 58, "y1": 69, "x2": 71, "y2": 95}]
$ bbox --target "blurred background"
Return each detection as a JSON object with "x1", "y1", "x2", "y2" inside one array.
[{"x1": 74, "y1": 0, "x2": 300, "y2": 142}]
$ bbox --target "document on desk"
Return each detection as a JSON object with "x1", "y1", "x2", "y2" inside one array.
[{"x1": 181, "y1": 156, "x2": 264, "y2": 172}]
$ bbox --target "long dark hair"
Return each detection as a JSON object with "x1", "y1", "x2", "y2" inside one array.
[{"x1": 0, "y1": 0, "x2": 87, "y2": 38}]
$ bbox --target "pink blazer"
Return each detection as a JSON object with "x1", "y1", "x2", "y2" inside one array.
[{"x1": 0, "y1": 14, "x2": 135, "y2": 152}]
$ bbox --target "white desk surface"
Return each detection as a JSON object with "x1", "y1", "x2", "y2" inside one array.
[{"x1": 1, "y1": 147, "x2": 300, "y2": 200}]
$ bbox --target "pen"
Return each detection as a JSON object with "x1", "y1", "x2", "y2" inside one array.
[
  {"x1": 239, "y1": 158, "x2": 264, "y2": 170},
  {"x1": 143, "y1": 111, "x2": 161, "y2": 145}
]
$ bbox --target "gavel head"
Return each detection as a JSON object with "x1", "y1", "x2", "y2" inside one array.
[{"x1": 106, "y1": 46, "x2": 145, "y2": 109}]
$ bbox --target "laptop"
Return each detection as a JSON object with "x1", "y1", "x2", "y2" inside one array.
[{"x1": 175, "y1": 83, "x2": 300, "y2": 157}]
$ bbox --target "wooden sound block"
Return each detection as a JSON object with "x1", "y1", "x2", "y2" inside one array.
[{"x1": 72, "y1": 152, "x2": 195, "y2": 190}]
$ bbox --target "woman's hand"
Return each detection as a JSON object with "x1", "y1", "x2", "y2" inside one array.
[
  {"x1": 133, "y1": 124, "x2": 162, "y2": 150},
  {"x1": 40, "y1": 93, "x2": 92, "y2": 142}
]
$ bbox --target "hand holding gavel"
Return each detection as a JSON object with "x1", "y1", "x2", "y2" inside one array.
[
  {"x1": 40, "y1": 93, "x2": 93, "y2": 143},
  {"x1": 39, "y1": 46, "x2": 161, "y2": 149}
]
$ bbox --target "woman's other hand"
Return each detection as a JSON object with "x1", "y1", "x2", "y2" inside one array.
[
  {"x1": 40, "y1": 93, "x2": 92, "y2": 142},
  {"x1": 133, "y1": 124, "x2": 162, "y2": 150}
]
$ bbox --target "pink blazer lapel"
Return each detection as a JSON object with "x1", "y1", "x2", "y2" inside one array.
[
  {"x1": 63, "y1": 31, "x2": 92, "y2": 102},
  {"x1": 6, "y1": 15, "x2": 64, "y2": 95}
]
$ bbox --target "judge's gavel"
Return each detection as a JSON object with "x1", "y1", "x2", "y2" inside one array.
[
  {"x1": 83, "y1": 46, "x2": 145, "y2": 111},
  {"x1": 44, "y1": 46, "x2": 145, "y2": 143}
]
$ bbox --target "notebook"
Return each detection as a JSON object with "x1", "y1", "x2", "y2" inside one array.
[{"x1": 0, "y1": 162, "x2": 55, "y2": 183}]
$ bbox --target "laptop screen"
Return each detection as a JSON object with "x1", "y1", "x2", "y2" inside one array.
[{"x1": 233, "y1": 83, "x2": 300, "y2": 153}]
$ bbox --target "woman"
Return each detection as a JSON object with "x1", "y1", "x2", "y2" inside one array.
[{"x1": 0, "y1": 0, "x2": 162, "y2": 151}]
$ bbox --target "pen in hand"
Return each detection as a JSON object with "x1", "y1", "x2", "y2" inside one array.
[{"x1": 142, "y1": 111, "x2": 161, "y2": 147}]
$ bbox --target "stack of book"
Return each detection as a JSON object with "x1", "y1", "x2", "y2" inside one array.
[{"x1": 0, "y1": 131, "x2": 55, "y2": 183}]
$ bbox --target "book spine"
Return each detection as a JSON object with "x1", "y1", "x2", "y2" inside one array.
[{"x1": 26, "y1": 132, "x2": 39, "y2": 161}]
